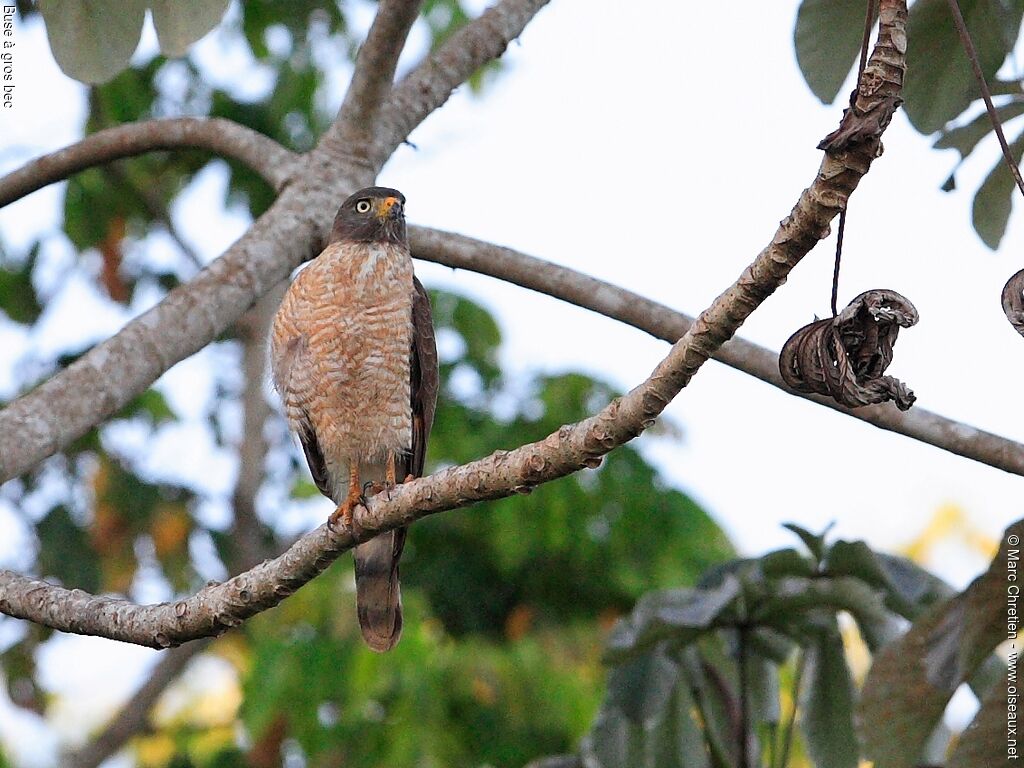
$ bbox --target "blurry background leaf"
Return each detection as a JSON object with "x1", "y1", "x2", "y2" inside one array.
[{"x1": 793, "y1": 0, "x2": 868, "y2": 104}]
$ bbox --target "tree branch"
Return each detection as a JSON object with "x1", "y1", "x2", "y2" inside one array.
[
  {"x1": 0, "y1": 0, "x2": 909, "y2": 647},
  {"x1": 409, "y1": 227, "x2": 1024, "y2": 476},
  {"x1": 0, "y1": 118, "x2": 298, "y2": 208},
  {"x1": 368, "y1": 0, "x2": 551, "y2": 165},
  {"x1": 322, "y1": 0, "x2": 424, "y2": 155},
  {"x1": 0, "y1": 0, "x2": 554, "y2": 485}
]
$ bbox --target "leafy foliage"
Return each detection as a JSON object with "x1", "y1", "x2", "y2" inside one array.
[
  {"x1": 566, "y1": 526, "x2": 1009, "y2": 768},
  {"x1": 793, "y1": 0, "x2": 1024, "y2": 248}
]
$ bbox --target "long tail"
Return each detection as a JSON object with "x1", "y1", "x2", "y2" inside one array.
[{"x1": 353, "y1": 527, "x2": 406, "y2": 652}]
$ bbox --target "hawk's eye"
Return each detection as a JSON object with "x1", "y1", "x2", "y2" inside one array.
[{"x1": 355, "y1": 199, "x2": 372, "y2": 214}]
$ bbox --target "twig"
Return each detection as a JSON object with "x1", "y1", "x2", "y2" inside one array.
[
  {"x1": 945, "y1": 0, "x2": 1024, "y2": 198},
  {"x1": 0, "y1": 118, "x2": 298, "y2": 208},
  {"x1": 0, "y1": 0, "x2": 910, "y2": 646}
]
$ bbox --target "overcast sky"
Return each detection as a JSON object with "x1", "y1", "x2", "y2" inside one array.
[{"x1": 1, "y1": 1, "x2": 1022, "y2": 763}]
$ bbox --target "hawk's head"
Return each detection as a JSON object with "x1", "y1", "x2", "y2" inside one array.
[{"x1": 330, "y1": 186, "x2": 407, "y2": 245}]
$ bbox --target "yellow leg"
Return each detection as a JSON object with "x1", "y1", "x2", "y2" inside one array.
[
  {"x1": 328, "y1": 461, "x2": 362, "y2": 530},
  {"x1": 386, "y1": 451, "x2": 397, "y2": 488}
]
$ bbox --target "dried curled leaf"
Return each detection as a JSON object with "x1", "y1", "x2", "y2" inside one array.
[
  {"x1": 780, "y1": 289, "x2": 919, "y2": 411},
  {"x1": 1002, "y1": 268, "x2": 1024, "y2": 338},
  {"x1": 819, "y1": 84, "x2": 903, "y2": 152}
]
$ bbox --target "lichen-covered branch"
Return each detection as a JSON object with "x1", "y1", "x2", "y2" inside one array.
[
  {"x1": 323, "y1": 0, "x2": 424, "y2": 155},
  {"x1": 0, "y1": 0, "x2": 909, "y2": 646},
  {"x1": 368, "y1": 0, "x2": 551, "y2": 165},
  {"x1": 0, "y1": 118, "x2": 298, "y2": 208},
  {"x1": 409, "y1": 227, "x2": 1024, "y2": 477}
]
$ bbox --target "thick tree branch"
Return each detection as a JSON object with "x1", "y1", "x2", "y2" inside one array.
[
  {"x1": 0, "y1": 0, "x2": 554, "y2": 484},
  {"x1": 0, "y1": 0, "x2": 909, "y2": 646},
  {"x1": 0, "y1": 118, "x2": 298, "y2": 208},
  {"x1": 409, "y1": 228, "x2": 1024, "y2": 476},
  {"x1": 367, "y1": 0, "x2": 551, "y2": 166},
  {"x1": 323, "y1": 0, "x2": 424, "y2": 155}
]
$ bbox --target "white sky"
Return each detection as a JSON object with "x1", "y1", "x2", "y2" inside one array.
[{"x1": 0, "y1": 0, "x2": 1022, "y2": 763}]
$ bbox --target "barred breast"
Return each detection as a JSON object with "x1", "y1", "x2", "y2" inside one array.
[{"x1": 270, "y1": 240, "x2": 414, "y2": 466}]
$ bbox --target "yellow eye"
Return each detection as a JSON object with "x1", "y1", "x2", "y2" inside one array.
[{"x1": 355, "y1": 199, "x2": 372, "y2": 214}]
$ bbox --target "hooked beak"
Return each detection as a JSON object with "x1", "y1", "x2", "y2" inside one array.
[{"x1": 376, "y1": 196, "x2": 402, "y2": 221}]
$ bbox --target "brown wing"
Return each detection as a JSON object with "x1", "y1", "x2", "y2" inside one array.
[
  {"x1": 407, "y1": 275, "x2": 439, "y2": 477},
  {"x1": 386, "y1": 277, "x2": 438, "y2": 563}
]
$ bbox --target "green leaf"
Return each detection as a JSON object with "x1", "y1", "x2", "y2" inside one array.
[
  {"x1": 605, "y1": 577, "x2": 742, "y2": 663},
  {"x1": 38, "y1": 0, "x2": 146, "y2": 84},
  {"x1": 800, "y1": 617, "x2": 858, "y2": 768},
  {"x1": 934, "y1": 101, "x2": 1024, "y2": 158},
  {"x1": 606, "y1": 649, "x2": 680, "y2": 725},
  {"x1": 761, "y1": 547, "x2": 816, "y2": 579},
  {"x1": 874, "y1": 553, "x2": 955, "y2": 618},
  {"x1": 679, "y1": 646, "x2": 737, "y2": 768},
  {"x1": 904, "y1": 0, "x2": 1024, "y2": 134},
  {"x1": 36, "y1": 505, "x2": 102, "y2": 593},
  {"x1": 793, "y1": 0, "x2": 869, "y2": 104},
  {"x1": 150, "y1": 0, "x2": 231, "y2": 57},
  {"x1": 823, "y1": 539, "x2": 892, "y2": 589},
  {"x1": 972, "y1": 129, "x2": 1024, "y2": 249},
  {"x1": 745, "y1": 650, "x2": 781, "y2": 726},
  {"x1": 756, "y1": 576, "x2": 899, "y2": 651},
  {"x1": 0, "y1": 243, "x2": 43, "y2": 325},
  {"x1": 782, "y1": 522, "x2": 831, "y2": 562},
  {"x1": 858, "y1": 520, "x2": 1023, "y2": 768}
]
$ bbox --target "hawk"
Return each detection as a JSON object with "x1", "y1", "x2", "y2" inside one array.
[{"x1": 270, "y1": 186, "x2": 438, "y2": 652}]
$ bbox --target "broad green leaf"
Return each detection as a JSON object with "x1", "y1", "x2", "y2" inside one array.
[
  {"x1": 747, "y1": 627, "x2": 795, "y2": 664},
  {"x1": 150, "y1": 0, "x2": 231, "y2": 57},
  {"x1": 761, "y1": 547, "x2": 817, "y2": 579},
  {"x1": 823, "y1": 539, "x2": 892, "y2": 590},
  {"x1": 0, "y1": 244, "x2": 42, "y2": 325},
  {"x1": 793, "y1": 0, "x2": 870, "y2": 104},
  {"x1": 935, "y1": 102, "x2": 1024, "y2": 158},
  {"x1": 800, "y1": 617, "x2": 858, "y2": 768},
  {"x1": 579, "y1": 708, "x2": 642, "y2": 768},
  {"x1": 38, "y1": 0, "x2": 146, "y2": 84},
  {"x1": 972, "y1": 129, "x2": 1024, "y2": 249},
  {"x1": 756, "y1": 576, "x2": 899, "y2": 651},
  {"x1": 904, "y1": 0, "x2": 1024, "y2": 134},
  {"x1": 875, "y1": 552, "x2": 955, "y2": 618},
  {"x1": 679, "y1": 646, "x2": 737, "y2": 768},
  {"x1": 606, "y1": 648, "x2": 680, "y2": 725},
  {"x1": 645, "y1": 677, "x2": 711, "y2": 768},
  {"x1": 605, "y1": 577, "x2": 742, "y2": 662},
  {"x1": 745, "y1": 650, "x2": 781, "y2": 726},
  {"x1": 36, "y1": 505, "x2": 102, "y2": 593},
  {"x1": 858, "y1": 520, "x2": 1023, "y2": 768}
]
